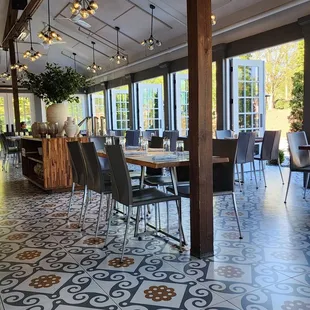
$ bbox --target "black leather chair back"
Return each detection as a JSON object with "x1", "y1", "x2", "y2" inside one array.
[
  {"x1": 287, "y1": 131, "x2": 310, "y2": 170},
  {"x1": 147, "y1": 136, "x2": 164, "y2": 176},
  {"x1": 213, "y1": 139, "x2": 238, "y2": 193},
  {"x1": 126, "y1": 130, "x2": 140, "y2": 146},
  {"x1": 105, "y1": 145, "x2": 133, "y2": 206},
  {"x1": 81, "y1": 142, "x2": 110, "y2": 193},
  {"x1": 163, "y1": 130, "x2": 179, "y2": 151},
  {"x1": 90, "y1": 136, "x2": 112, "y2": 171},
  {"x1": 260, "y1": 130, "x2": 281, "y2": 161},
  {"x1": 236, "y1": 132, "x2": 256, "y2": 164},
  {"x1": 67, "y1": 141, "x2": 87, "y2": 186}
]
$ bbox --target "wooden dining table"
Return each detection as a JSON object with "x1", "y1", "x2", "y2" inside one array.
[{"x1": 98, "y1": 149, "x2": 229, "y2": 243}]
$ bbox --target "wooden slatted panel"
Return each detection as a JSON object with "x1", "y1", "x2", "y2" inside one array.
[{"x1": 42, "y1": 137, "x2": 88, "y2": 189}]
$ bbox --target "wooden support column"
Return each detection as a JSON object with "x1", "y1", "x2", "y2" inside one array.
[
  {"x1": 127, "y1": 74, "x2": 135, "y2": 129},
  {"x1": 299, "y1": 16, "x2": 310, "y2": 138},
  {"x1": 8, "y1": 39, "x2": 20, "y2": 132},
  {"x1": 187, "y1": 0, "x2": 213, "y2": 257},
  {"x1": 214, "y1": 44, "x2": 227, "y2": 130}
]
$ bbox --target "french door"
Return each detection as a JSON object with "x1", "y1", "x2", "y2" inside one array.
[
  {"x1": 231, "y1": 59, "x2": 265, "y2": 136},
  {"x1": 0, "y1": 93, "x2": 35, "y2": 132},
  {"x1": 138, "y1": 84, "x2": 164, "y2": 135},
  {"x1": 111, "y1": 89, "x2": 130, "y2": 131},
  {"x1": 175, "y1": 73, "x2": 189, "y2": 137}
]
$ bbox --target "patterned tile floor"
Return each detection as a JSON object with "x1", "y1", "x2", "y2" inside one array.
[{"x1": 0, "y1": 162, "x2": 309, "y2": 309}]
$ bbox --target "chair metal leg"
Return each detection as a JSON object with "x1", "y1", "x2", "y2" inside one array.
[
  {"x1": 252, "y1": 162, "x2": 258, "y2": 189},
  {"x1": 154, "y1": 203, "x2": 158, "y2": 234},
  {"x1": 284, "y1": 171, "x2": 292, "y2": 203},
  {"x1": 95, "y1": 193, "x2": 104, "y2": 237},
  {"x1": 232, "y1": 193, "x2": 243, "y2": 239},
  {"x1": 81, "y1": 192, "x2": 90, "y2": 231},
  {"x1": 176, "y1": 199, "x2": 184, "y2": 249},
  {"x1": 121, "y1": 207, "x2": 132, "y2": 262},
  {"x1": 78, "y1": 185, "x2": 88, "y2": 228},
  {"x1": 106, "y1": 194, "x2": 111, "y2": 221},
  {"x1": 304, "y1": 173, "x2": 309, "y2": 199},
  {"x1": 261, "y1": 160, "x2": 267, "y2": 187},
  {"x1": 134, "y1": 206, "x2": 141, "y2": 237},
  {"x1": 67, "y1": 182, "x2": 75, "y2": 219},
  {"x1": 278, "y1": 159, "x2": 284, "y2": 185},
  {"x1": 103, "y1": 199, "x2": 115, "y2": 249},
  {"x1": 236, "y1": 164, "x2": 242, "y2": 192}
]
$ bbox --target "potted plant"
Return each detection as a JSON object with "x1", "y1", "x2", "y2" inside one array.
[{"x1": 22, "y1": 63, "x2": 88, "y2": 133}]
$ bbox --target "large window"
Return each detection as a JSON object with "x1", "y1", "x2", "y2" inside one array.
[
  {"x1": 174, "y1": 64, "x2": 217, "y2": 136},
  {"x1": 11, "y1": 94, "x2": 35, "y2": 130},
  {"x1": 137, "y1": 76, "x2": 164, "y2": 135},
  {"x1": 67, "y1": 94, "x2": 87, "y2": 128},
  {"x1": 91, "y1": 91, "x2": 105, "y2": 118},
  {"x1": 111, "y1": 85, "x2": 130, "y2": 130},
  {"x1": 0, "y1": 96, "x2": 7, "y2": 132},
  {"x1": 175, "y1": 70, "x2": 189, "y2": 137}
]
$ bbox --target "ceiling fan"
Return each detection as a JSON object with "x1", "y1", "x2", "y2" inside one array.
[{"x1": 56, "y1": 14, "x2": 91, "y2": 28}]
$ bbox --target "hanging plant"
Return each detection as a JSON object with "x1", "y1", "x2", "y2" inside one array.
[{"x1": 22, "y1": 63, "x2": 89, "y2": 105}]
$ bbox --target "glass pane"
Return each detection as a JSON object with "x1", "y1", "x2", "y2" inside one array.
[
  {"x1": 246, "y1": 115, "x2": 252, "y2": 128},
  {"x1": 246, "y1": 99, "x2": 252, "y2": 112},
  {"x1": 245, "y1": 66, "x2": 252, "y2": 81},
  {"x1": 238, "y1": 66, "x2": 244, "y2": 80},
  {"x1": 238, "y1": 82, "x2": 244, "y2": 97},
  {"x1": 239, "y1": 115, "x2": 245, "y2": 129},
  {"x1": 251, "y1": 67, "x2": 259, "y2": 81},
  {"x1": 253, "y1": 114, "x2": 260, "y2": 127},
  {"x1": 239, "y1": 99, "x2": 244, "y2": 113},
  {"x1": 253, "y1": 83, "x2": 259, "y2": 96},
  {"x1": 245, "y1": 82, "x2": 252, "y2": 97},
  {"x1": 253, "y1": 98, "x2": 259, "y2": 113}
]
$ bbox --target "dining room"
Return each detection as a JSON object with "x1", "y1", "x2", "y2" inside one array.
[{"x1": 0, "y1": 0, "x2": 310, "y2": 309}]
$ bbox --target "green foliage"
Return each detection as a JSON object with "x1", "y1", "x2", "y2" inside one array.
[
  {"x1": 288, "y1": 71, "x2": 304, "y2": 132},
  {"x1": 269, "y1": 149, "x2": 285, "y2": 165},
  {"x1": 274, "y1": 99, "x2": 290, "y2": 110},
  {"x1": 22, "y1": 63, "x2": 89, "y2": 106}
]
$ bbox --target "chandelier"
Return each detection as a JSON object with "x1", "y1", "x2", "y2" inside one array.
[
  {"x1": 38, "y1": 0, "x2": 62, "y2": 44},
  {"x1": 110, "y1": 27, "x2": 127, "y2": 64},
  {"x1": 0, "y1": 50, "x2": 11, "y2": 80},
  {"x1": 87, "y1": 41, "x2": 102, "y2": 73},
  {"x1": 211, "y1": 14, "x2": 216, "y2": 25},
  {"x1": 23, "y1": 17, "x2": 42, "y2": 61},
  {"x1": 141, "y1": 4, "x2": 162, "y2": 51},
  {"x1": 11, "y1": 41, "x2": 28, "y2": 72},
  {"x1": 71, "y1": 0, "x2": 99, "y2": 19}
]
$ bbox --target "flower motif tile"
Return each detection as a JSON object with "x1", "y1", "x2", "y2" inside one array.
[{"x1": 3, "y1": 247, "x2": 52, "y2": 263}]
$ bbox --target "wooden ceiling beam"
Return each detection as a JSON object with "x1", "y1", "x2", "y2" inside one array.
[
  {"x1": 3, "y1": 0, "x2": 18, "y2": 45},
  {"x1": 2, "y1": 0, "x2": 44, "y2": 49}
]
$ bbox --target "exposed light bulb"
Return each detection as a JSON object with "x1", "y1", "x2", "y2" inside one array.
[
  {"x1": 89, "y1": 1, "x2": 98, "y2": 10},
  {"x1": 73, "y1": 1, "x2": 81, "y2": 9}
]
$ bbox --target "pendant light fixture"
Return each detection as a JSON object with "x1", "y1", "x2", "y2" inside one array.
[
  {"x1": 87, "y1": 41, "x2": 102, "y2": 73},
  {"x1": 71, "y1": 0, "x2": 99, "y2": 19},
  {"x1": 23, "y1": 17, "x2": 42, "y2": 61},
  {"x1": 110, "y1": 27, "x2": 127, "y2": 65},
  {"x1": 0, "y1": 50, "x2": 11, "y2": 80},
  {"x1": 11, "y1": 41, "x2": 28, "y2": 72},
  {"x1": 141, "y1": 4, "x2": 162, "y2": 51},
  {"x1": 38, "y1": 0, "x2": 62, "y2": 44}
]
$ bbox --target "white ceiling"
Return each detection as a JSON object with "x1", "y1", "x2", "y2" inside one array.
[{"x1": 0, "y1": 0, "x2": 310, "y2": 85}]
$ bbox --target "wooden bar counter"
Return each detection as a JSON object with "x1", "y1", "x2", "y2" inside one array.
[{"x1": 21, "y1": 136, "x2": 88, "y2": 192}]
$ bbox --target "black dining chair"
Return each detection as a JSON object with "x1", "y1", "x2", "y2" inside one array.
[
  {"x1": 166, "y1": 139, "x2": 242, "y2": 240},
  {"x1": 125, "y1": 130, "x2": 140, "y2": 146},
  {"x1": 90, "y1": 136, "x2": 114, "y2": 172},
  {"x1": 0, "y1": 133, "x2": 20, "y2": 171},
  {"x1": 285, "y1": 131, "x2": 310, "y2": 202},
  {"x1": 80, "y1": 142, "x2": 112, "y2": 236},
  {"x1": 236, "y1": 132, "x2": 258, "y2": 190},
  {"x1": 163, "y1": 130, "x2": 179, "y2": 151},
  {"x1": 67, "y1": 142, "x2": 88, "y2": 223},
  {"x1": 104, "y1": 144, "x2": 183, "y2": 262},
  {"x1": 254, "y1": 130, "x2": 284, "y2": 187}
]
